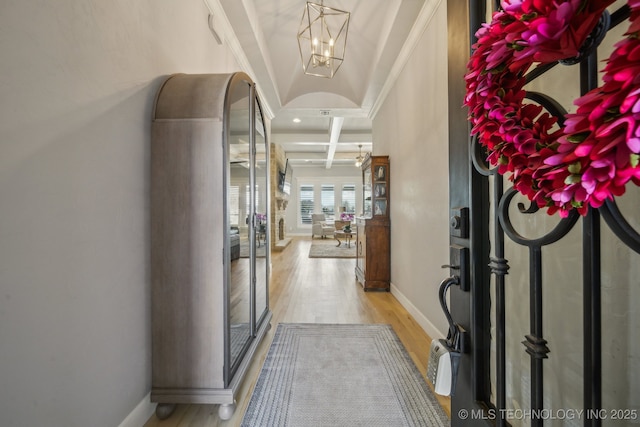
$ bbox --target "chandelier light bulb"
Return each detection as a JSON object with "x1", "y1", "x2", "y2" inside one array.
[{"x1": 355, "y1": 144, "x2": 364, "y2": 167}]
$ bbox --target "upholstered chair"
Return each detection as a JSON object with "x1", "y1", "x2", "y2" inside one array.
[{"x1": 311, "y1": 213, "x2": 334, "y2": 238}]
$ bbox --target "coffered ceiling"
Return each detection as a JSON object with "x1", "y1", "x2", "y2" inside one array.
[{"x1": 204, "y1": 0, "x2": 439, "y2": 168}]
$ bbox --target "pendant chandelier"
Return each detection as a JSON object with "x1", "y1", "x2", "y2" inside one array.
[
  {"x1": 354, "y1": 144, "x2": 364, "y2": 168},
  {"x1": 297, "y1": 1, "x2": 350, "y2": 78}
]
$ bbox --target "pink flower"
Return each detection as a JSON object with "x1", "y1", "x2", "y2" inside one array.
[{"x1": 465, "y1": 0, "x2": 640, "y2": 216}]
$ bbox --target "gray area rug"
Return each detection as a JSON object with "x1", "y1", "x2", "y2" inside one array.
[
  {"x1": 308, "y1": 238, "x2": 356, "y2": 258},
  {"x1": 230, "y1": 323, "x2": 251, "y2": 363},
  {"x1": 241, "y1": 323, "x2": 449, "y2": 427},
  {"x1": 240, "y1": 240, "x2": 267, "y2": 258}
]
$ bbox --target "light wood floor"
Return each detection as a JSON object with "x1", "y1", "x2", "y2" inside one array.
[{"x1": 144, "y1": 236, "x2": 451, "y2": 426}]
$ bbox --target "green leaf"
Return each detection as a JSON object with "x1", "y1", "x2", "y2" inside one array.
[
  {"x1": 631, "y1": 153, "x2": 640, "y2": 168},
  {"x1": 548, "y1": 141, "x2": 561, "y2": 151},
  {"x1": 490, "y1": 64, "x2": 507, "y2": 74},
  {"x1": 566, "y1": 132, "x2": 589, "y2": 143},
  {"x1": 564, "y1": 175, "x2": 581, "y2": 185},
  {"x1": 603, "y1": 109, "x2": 620, "y2": 123},
  {"x1": 567, "y1": 162, "x2": 581, "y2": 174}
]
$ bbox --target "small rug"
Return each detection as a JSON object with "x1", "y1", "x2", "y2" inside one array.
[
  {"x1": 241, "y1": 323, "x2": 449, "y2": 427},
  {"x1": 308, "y1": 238, "x2": 356, "y2": 258},
  {"x1": 240, "y1": 240, "x2": 267, "y2": 258}
]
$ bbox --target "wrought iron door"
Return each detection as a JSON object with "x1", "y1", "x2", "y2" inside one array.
[{"x1": 448, "y1": 2, "x2": 640, "y2": 426}]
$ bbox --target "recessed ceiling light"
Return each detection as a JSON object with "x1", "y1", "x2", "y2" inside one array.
[{"x1": 293, "y1": 118, "x2": 301, "y2": 123}]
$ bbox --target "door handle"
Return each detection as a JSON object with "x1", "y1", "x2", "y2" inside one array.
[
  {"x1": 444, "y1": 245, "x2": 469, "y2": 291},
  {"x1": 439, "y1": 276, "x2": 463, "y2": 347},
  {"x1": 438, "y1": 275, "x2": 468, "y2": 355},
  {"x1": 428, "y1": 276, "x2": 467, "y2": 396}
]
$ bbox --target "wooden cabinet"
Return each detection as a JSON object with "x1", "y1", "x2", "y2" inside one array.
[
  {"x1": 150, "y1": 73, "x2": 272, "y2": 420},
  {"x1": 355, "y1": 155, "x2": 390, "y2": 291}
]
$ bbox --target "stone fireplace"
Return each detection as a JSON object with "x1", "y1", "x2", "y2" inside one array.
[
  {"x1": 270, "y1": 143, "x2": 291, "y2": 250},
  {"x1": 278, "y1": 218, "x2": 285, "y2": 240},
  {"x1": 272, "y1": 196, "x2": 289, "y2": 246}
]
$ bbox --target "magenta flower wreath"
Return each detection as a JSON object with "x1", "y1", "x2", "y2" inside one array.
[{"x1": 465, "y1": 0, "x2": 640, "y2": 217}]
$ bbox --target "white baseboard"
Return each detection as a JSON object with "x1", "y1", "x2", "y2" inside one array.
[
  {"x1": 118, "y1": 392, "x2": 156, "y2": 427},
  {"x1": 390, "y1": 282, "x2": 445, "y2": 341}
]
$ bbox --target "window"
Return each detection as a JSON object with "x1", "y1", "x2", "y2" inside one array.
[
  {"x1": 300, "y1": 185, "x2": 314, "y2": 224},
  {"x1": 321, "y1": 185, "x2": 335, "y2": 218},
  {"x1": 245, "y1": 184, "x2": 260, "y2": 211},
  {"x1": 341, "y1": 184, "x2": 356, "y2": 215},
  {"x1": 229, "y1": 185, "x2": 240, "y2": 225},
  {"x1": 298, "y1": 181, "x2": 359, "y2": 226}
]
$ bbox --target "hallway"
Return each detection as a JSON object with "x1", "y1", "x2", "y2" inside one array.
[{"x1": 144, "y1": 236, "x2": 451, "y2": 426}]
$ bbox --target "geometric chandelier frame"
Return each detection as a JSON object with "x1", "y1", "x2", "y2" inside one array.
[{"x1": 297, "y1": 1, "x2": 350, "y2": 78}]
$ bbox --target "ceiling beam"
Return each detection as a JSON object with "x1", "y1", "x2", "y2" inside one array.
[
  {"x1": 286, "y1": 151, "x2": 366, "y2": 160},
  {"x1": 325, "y1": 117, "x2": 344, "y2": 169},
  {"x1": 270, "y1": 133, "x2": 372, "y2": 145}
]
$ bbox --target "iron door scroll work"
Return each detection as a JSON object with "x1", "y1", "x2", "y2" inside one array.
[{"x1": 456, "y1": 3, "x2": 640, "y2": 427}]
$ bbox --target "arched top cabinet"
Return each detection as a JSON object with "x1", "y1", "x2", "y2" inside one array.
[{"x1": 150, "y1": 73, "x2": 271, "y2": 420}]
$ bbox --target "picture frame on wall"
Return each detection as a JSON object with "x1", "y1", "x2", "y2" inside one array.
[
  {"x1": 374, "y1": 199, "x2": 387, "y2": 216},
  {"x1": 374, "y1": 183, "x2": 386, "y2": 198}
]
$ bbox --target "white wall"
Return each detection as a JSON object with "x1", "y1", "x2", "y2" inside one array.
[
  {"x1": 372, "y1": 0, "x2": 450, "y2": 339},
  {"x1": 0, "y1": 1, "x2": 239, "y2": 426}
]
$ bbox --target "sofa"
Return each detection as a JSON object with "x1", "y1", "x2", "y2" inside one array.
[{"x1": 230, "y1": 226, "x2": 240, "y2": 260}]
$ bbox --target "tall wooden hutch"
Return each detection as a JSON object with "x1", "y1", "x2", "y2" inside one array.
[{"x1": 355, "y1": 155, "x2": 390, "y2": 291}]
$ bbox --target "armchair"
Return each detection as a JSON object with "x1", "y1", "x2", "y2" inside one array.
[{"x1": 311, "y1": 214, "x2": 335, "y2": 239}]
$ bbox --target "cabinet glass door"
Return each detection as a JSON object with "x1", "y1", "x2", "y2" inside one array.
[
  {"x1": 254, "y1": 96, "x2": 269, "y2": 327},
  {"x1": 227, "y1": 79, "x2": 252, "y2": 376},
  {"x1": 363, "y1": 166, "x2": 372, "y2": 218}
]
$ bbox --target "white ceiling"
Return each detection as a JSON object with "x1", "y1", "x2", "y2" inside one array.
[{"x1": 205, "y1": 0, "x2": 438, "y2": 168}]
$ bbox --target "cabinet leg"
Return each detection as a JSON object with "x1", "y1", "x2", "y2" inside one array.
[
  {"x1": 218, "y1": 402, "x2": 236, "y2": 420},
  {"x1": 155, "y1": 403, "x2": 176, "y2": 420}
]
